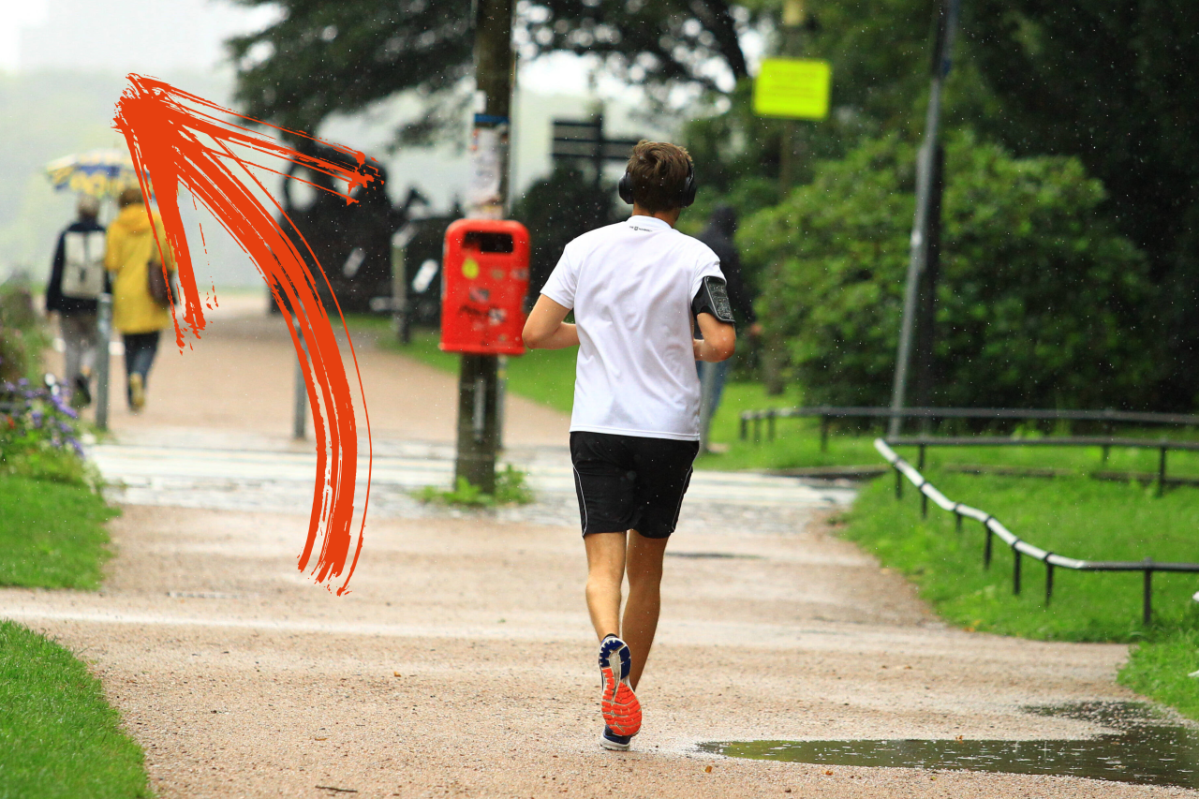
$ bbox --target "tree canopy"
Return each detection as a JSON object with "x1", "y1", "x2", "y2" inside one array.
[
  {"x1": 226, "y1": 0, "x2": 757, "y2": 143},
  {"x1": 965, "y1": 0, "x2": 1199, "y2": 406}
]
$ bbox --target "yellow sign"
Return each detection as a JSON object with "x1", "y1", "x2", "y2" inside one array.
[
  {"x1": 462, "y1": 258, "x2": 479, "y2": 279},
  {"x1": 753, "y1": 58, "x2": 831, "y2": 120}
]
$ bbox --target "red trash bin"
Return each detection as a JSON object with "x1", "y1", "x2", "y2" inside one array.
[{"x1": 440, "y1": 219, "x2": 530, "y2": 356}]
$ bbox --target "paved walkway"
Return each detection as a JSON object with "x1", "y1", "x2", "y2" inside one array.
[{"x1": 7, "y1": 298, "x2": 1178, "y2": 799}]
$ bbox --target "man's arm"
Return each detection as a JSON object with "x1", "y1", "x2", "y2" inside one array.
[
  {"x1": 694, "y1": 313, "x2": 735, "y2": 362},
  {"x1": 523, "y1": 294, "x2": 579, "y2": 350}
]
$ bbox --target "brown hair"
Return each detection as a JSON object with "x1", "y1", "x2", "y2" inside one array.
[
  {"x1": 625, "y1": 141, "x2": 692, "y2": 212},
  {"x1": 117, "y1": 187, "x2": 145, "y2": 208}
]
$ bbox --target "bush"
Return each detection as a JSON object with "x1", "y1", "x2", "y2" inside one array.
[
  {"x1": 0, "y1": 380, "x2": 97, "y2": 488},
  {"x1": 417, "y1": 465, "x2": 534, "y2": 507},
  {"x1": 0, "y1": 281, "x2": 49, "y2": 383},
  {"x1": 741, "y1": 133, "x2": 1157, "y2": 410}
]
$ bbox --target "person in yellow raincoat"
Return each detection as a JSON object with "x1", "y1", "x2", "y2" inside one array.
[{"x1": 104, "y1": 187, "x2": 176, "y2": 411}]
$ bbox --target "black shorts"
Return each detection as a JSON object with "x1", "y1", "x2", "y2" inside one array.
[{"x1": 570, "y1": 431, "x2": 700, "y2": 539}]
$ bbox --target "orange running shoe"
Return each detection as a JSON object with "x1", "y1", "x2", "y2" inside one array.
[{"x1": 598, "y1": 635, "x2": 641, "y2": 738}]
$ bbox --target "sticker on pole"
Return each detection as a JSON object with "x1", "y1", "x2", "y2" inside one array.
[{"x1": 753, "y1": 58, "x2": 832, "y2": 120}]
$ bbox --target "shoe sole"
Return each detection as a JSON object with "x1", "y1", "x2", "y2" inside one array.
[
  {"x1": 599, "y1": 733, "x2": 631, "y2": 752},
  {"x1": 599, "y1": 637, "x2": 641, "y2": 737}
]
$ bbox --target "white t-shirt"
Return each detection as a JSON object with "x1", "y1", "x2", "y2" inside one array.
[{"x1": 541, "y1": 215, "x2": 725, "y2": 441}]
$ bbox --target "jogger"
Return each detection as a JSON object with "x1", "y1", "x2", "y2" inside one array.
[{"x1": 523, "y1": 140, "x2": 736, "y2": 750}]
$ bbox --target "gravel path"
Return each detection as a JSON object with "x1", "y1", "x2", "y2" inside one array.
[{"x1": 10, "y1": 300, "x2": 1189, "y2": 798}]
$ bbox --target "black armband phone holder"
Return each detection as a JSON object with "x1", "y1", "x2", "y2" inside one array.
[{"x1": 692, "y1": 276, "x2": 735, "y2": 324}]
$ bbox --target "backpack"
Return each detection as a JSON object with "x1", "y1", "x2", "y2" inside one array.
[{"x1": 60, "y1": 230, "x2": 107, "y2": 299}]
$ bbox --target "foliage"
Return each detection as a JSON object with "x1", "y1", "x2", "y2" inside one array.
[
  {"x1": 0, "y1": 283, "x2": 49, "y2": 383},
  {"x1": 0, "y1": 621, "x2": 153, "y2": 798},
  {"x1": 679, "y1": 0, "x2": 1000, "y2": 205},
  {"x1": 740, "y1": 132, "x2": 1155, "y2": 410},
  {"x1": 1119, "y1": 621, "x2": 1199, "y2": 722},
  {"x1": 417, "y1": 465, "x2": 534, "y2": 507},
  {"x1": 841, "y1": 470, "x2": 1199, "y2": 643},
  {"x1": 0, "y1": 379, "x2": 98, "y2": 488},
  {"x1": 512, "y1": 163, "x2": 617, "y2": 299},
  {"x1": 227, "y1": 0, "x2": 755, "y2": 144},
  {"x1": 0, "y1": 474, "x2": 117, "y2": 590},
  {"x1": 966, "y1": 1, "x2": 1199, "y2": 409},
  {"x1": 518, "y1": 0, "x2": 754, "y2": 94}
]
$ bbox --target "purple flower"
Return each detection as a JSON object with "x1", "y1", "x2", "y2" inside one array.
[{"x1": 49, "y1": 396, "x2": 77, "y2": 419}]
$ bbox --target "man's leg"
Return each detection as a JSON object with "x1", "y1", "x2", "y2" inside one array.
[
  {"x1": 585, "y1": 529, "x2": 643, "y2": 745},
  {"x1": 77, "y1": 313, "x2": 99, "y2": 378},
  {"x1": 583, "y1": 531, "x2": 626, "y2": 640},
  {"x1": 622, "y1": 529, "x2": 669, "y2": 690},
  {"x1": 61, "y1": 316, "x2": 83, "y2": 400}
]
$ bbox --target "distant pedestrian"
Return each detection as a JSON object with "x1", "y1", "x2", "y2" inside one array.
[
  {"x1": 695, "y1": 205, "x2": 762, "y2": 450},
  {"x1": 104, "y1": 187, "x2": 176, "y2": 412},
  {"x1": 523, "y1": 141, "x2": 736, "y2": 751},
  {"x1": 45, "y1": 194, "x2": 107, "y2": 407}
]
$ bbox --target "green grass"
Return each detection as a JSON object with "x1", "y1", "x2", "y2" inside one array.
[
  {"x1": 353, "y1": 322, "x2": 580, "y2": 415},
  {"x1": 842, "y1": 470, "x2": 1199, "y2": 720},
  {"x1": 0, "y1": 474, "x2": 118, "y2": 589},
  {"x1": 842, "y1": 470, "x2": 1199, "y2": 642},
  {"x1": 1119, "y1": 624, "x2": 1199, "y2": 721},
  {"x1": 699, "y1": 412, "x2": 1199, "y2": 478},
  {"x1": 0, "y1": 621, "x2": 153, "y2": 798}
]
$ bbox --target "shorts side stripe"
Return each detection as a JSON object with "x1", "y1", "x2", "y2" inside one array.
[
  {"x1": 572, "y1": 464, "x2": 589, "y2": 533},
  {"x1": 669, "y1": 465, "x2": 694, "y2": 532}
]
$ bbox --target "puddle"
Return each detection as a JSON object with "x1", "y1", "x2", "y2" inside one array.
[{"x1": 700, "y1": 702, "x2": 1199, "y2": 789}]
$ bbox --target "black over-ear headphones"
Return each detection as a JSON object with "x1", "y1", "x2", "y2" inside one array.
[{"x1": 618, "y1": 160, "x2": 697, "y2": 208}]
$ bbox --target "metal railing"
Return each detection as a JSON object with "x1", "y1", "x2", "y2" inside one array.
[
  {"x1": 891, "y1": 435, "x2": 1199, "y2": 497},
  {"x1": 740, "y1": 406, "x2": 1199, "y2": 449},
  {"x1": 874, "y1": 438, "x2": 1199, "y2": 625}
]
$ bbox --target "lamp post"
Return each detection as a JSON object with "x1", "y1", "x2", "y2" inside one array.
[{"x1": 888, "y1": 0, "x2": 960, "y2": 437}]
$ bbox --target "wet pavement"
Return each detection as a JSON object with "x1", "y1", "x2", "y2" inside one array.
[
  {"x1": 92, "y1": 427, "x2": 857, "y2": 533},
  {"x1": 704, "y1": 701, "x2": 1199, "y2": 790}
]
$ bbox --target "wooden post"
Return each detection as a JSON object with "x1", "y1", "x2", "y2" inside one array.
[{"x1": 454, "y1": 0, "x2": 515, "y2": 494}]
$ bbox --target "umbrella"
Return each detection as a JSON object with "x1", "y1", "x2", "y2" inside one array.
[{"x1": 44, "y1": 148, "x2": 146, "y2": 199}]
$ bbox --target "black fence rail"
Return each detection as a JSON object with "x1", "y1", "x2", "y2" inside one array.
[
  {"x1": 874, "y1": 438, "x2": 1199, "y2": 626},
  {"x1": 739, "y1": 406, "x2": 1199, "y2": 449},
  {"x1": 890, "y1": 435, "x2": 1199, "y2": 497}
]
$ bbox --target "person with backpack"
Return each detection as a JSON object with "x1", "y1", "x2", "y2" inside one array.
[
  {"x1": 523, "y1": 141, "x2": 736, "y2": 751},
  {"x1": 105, "y1": 187, "x2": 176, "y2": 412},
  {"x1": 45, "y1": 194, "x2": 107, "y2": 407},
  {"x1": 694, "y1": 204, "x2": 763, "y2": 451}
]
